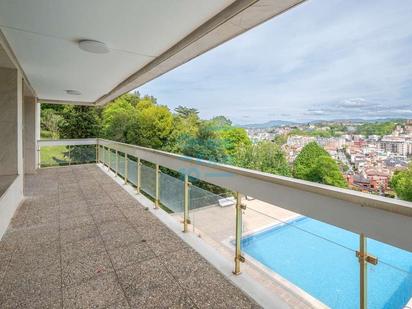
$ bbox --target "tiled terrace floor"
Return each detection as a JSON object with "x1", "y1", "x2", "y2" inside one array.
[{"x1": 0, "y1": 165, "x2": 259, "y2": 309}]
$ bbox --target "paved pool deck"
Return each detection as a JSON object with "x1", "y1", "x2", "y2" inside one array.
[
  {"x1": 172, "y1": 199, "x2": 325, "y2": 309},
  {"x1": 0, "y1": 165, "x2": 260, "y2": 309}
]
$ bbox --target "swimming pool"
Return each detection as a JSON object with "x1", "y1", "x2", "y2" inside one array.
[{"x1": 242, "y1": 217, "x2": 412, "y2": 308}]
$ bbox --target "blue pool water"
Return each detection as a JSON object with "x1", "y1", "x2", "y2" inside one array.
[{"x1": 242, "y1": 217, "x2": 412, "y2": 308}]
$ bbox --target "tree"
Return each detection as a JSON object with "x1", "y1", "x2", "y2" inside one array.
[
  {"x1": 58, "y1": 105, "x2": 101, "y2": 138},
  {"x1": 166, "y1": 107, "x2": 201, "y2": 153},
  {"x1": 234, "y1": 141, "x2": 291, "y2": 176},
  {"x1": 182, "y1": 121, "x2": 227, "y2": 163},
  {"x1": 58, "y1": 105, "x2": 101, "y2": 163},
  {"x1": 356, "y1": 121, "x2": 397, "y2": 137},
  {"x1": 309, "y1": 156, "x2": 348, "y2": 188},
  {"x1": 293, "y1": 142, "x2": 329, "y2": 179},
  {"x1": 390, "y1": 164, "x2": 412, "y2": 201},
  {"x1": 219, "y1": 127, "x2": 251, "y2": 161},
  {"x1": 41, "y1": 108, "x2": 62, "y2": 139},
  {"x1": 126, "y1": 99, "x2": 174, "y2": 149},
  {"x1": 101, "y1": 95, "x2": 135, "y2": 142},
  {"x1": 293, "y1": 142, "x2": 347, "y2": 188},
  {"x1": 174, "y1": 105, "x2": 199, "y2": 118},
  {"x1": 209, "y1": 116, "x2": 232, "y2": 129}
]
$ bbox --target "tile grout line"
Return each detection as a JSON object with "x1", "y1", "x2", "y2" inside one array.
[
  {"x1": 57, "y1": 173, "x2": 64, "y2": 309},
  {"x1": 77, "y1": 167, "x2": 133, "y2": 309},
  {"x1": 96, "y1": 166, "x2": 200, "y2": 309}
]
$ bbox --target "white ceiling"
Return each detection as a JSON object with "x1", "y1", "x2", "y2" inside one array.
[{"x1": 0, "y1": 0, "x2": 235, "y2": 103}]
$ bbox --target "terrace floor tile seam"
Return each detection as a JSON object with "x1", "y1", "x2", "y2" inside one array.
[
  {"x1": 93, "y1": 167, "x2": 202, "y2": 309},
  {"x1": 77, "y1": 174, "x2": 132, "y2": 309}
]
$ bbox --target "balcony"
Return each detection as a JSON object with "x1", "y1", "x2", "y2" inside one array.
[
  {"x1": 1, "y1": 2, "x2": 412, "y2": 308},
  {"x1": 1, "y1": 162, "x2": 265, "y2": 308},
  {"x1": 3, "y1": 138, "x2": 409, "y2": 308}
]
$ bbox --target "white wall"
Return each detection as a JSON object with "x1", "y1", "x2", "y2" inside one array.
[
  {"x1": 0, "y1": 67, "x2": 24, "y2": 239},
  {"x1": 23, "y1": 95, "x2": 37, "y2": 174}
]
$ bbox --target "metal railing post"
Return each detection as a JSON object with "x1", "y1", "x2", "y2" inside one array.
[
  {"x1": 359, "y1": 234, "x2": 367, "y2": 309},
  {"x1": 95, "y1": 143, "x2": 99, "y2": 163},
  {"x1": 68, "y1": 145, "x2": 71, "y2": 166},
  {"x1": 137, "y1": 158, "x2": 141, "y2": 194},
  {"x1": 108, "y1": 147, "x2": 112, "y2": 171},
  {"x1": 356, "y1": 233, "x2": 378, "y2": 309},
  {"x1": 155, "y1": 164, "x2": 160, "y2": 209},
  {"x1": 37, "y1": 146, "x2": 41, "y2": 168},
  {"x1": 233, "y1": 192, "x2": 245, "y2": 275},
  {"x1": 183, "y1": 175, "x2": 191, "y2": 232},
  {"x1": 124, "y1": 153, "x2": 128, "y2": 184},
  {"x1": 115, "y1": 149, "x2": 118, "y2": 176}
]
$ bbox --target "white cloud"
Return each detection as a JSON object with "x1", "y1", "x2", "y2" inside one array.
[{"x1": 138, "y1": 0, "x2": 412, "y2": 123}]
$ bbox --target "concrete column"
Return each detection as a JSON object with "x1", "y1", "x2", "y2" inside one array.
[
  {"x1": 0, "y1": 67, "x2": 19, "y2": 176},
  {"x1": 0, "y1": 67, "x2": 24, "y2": 239},
  {"x1": 23, "y1": 95, "x2": 37, "y2": 174}
]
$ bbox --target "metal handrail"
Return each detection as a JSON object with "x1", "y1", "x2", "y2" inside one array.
[{"x1": 38, "y1": 138, "x2": 412, "y2": 253}]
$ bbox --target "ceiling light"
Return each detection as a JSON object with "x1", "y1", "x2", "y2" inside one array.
[
  {"x1": 78, "y1": 40, "x2": 110, "y2": 54},
  {"x1": 66, "y1": 89, "x2": 82, "y2": 95}
]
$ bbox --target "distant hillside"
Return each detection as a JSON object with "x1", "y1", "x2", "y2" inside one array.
[
  {"x1": 240, "y1": 120, "x2": 298, "y2": 128},
  {"x1": 240, "y1": 118, "x2": 407, "y2": 128}
]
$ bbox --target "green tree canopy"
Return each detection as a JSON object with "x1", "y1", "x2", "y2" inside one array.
[
  {"x1": 57, "y1": 105, "x2": 101, "y2": 163},
  {"x1": 101, "y1": 95, "x2": 135, "y2": 142},
  {"x1": 390, "y1": 164, "x2": 412, "y2": 202},
  {"x1": 126, "y1": 99, "x2": 174, "y2": 149},
  {"x1": 219, "y1": 127, "x2": 251, "y2": 160},
  {"x1": 234, "y1": 141, "x2": 291, "y2": 176},
  {"x1": 41, "y1": 108, "x2": 63, "y2": 139},
  {"x1": 182, "y1": 122, "x2": 227, "y2": 163},
  {"x1": 58, "y1": 105, "x2": 101, "y2": 138},
  {"x1": 309, "y1": 156, "x2": 348, "y2": 188},
  {"x1": 208, "y1": 116, "x2": 232, "y2": 129},
  {"x1": 293, "y1": 142, "x2": 347, "y2": 188},
  {"x1": 356, "y1": 121, "x2": 397, "y2": 137},
  {"x1": 174, "y1": 105, "x2": 199, "y2": 118},
  {"x1": 166, "y1": 107, "x2": 201, "y2": 153}
]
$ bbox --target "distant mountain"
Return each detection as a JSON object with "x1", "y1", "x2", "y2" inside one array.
[
  {"x1": 239, "y1": 117, "x2": 407, "y2": 128},
  {"x1": 240, "y1": 120, "x2": 298, "y2": 128}
]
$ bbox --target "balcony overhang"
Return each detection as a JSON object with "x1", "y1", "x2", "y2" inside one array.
[{"x1": 0, "y1": 0, "x2": 305, "y2": 106}]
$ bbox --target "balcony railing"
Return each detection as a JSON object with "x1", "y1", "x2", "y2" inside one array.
[{"x1": 37, "y1": 138, "x2": 412, "y2": 309}]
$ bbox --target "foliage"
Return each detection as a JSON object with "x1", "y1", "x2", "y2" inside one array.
[
  {"x1": 273, "y1": 134, "x2": 288, "y2": 145},
  {"x1": 166, "y1": 107, "x2": 201, "y2": 153},
  {"x1": 234, "y1": 141, "x2": 291, "y2": 176},
  {"x1": 208, "y1": 116, "x2": 232, "y2": 129},
  {"x1": 101, "y1": 95, "x2": 136, "y2": 142},
  {"x1": 309, "y1": 156, "x2": 348, "y2": 188},
  {"x1": 289, "y1": 128, "x2": 340, "y2": 138},
  {"x1": 293, "y1": 142, "x2": 329, "y2": 179},
  {"x1": 293, "y1": 142, "x2": 347, "y2": 188},
  {"x1": 219, "y1": 127, "x2": 251, "y2": 160},
  {"x1": 58, "y1": 105, "x2": 101, "y2": 163},
  {"x1": 174, "y1": 105, "x2": 199, "y2": 118},
  {"x1": 58, "y1": 105, "x2": 101, "y2": 138},
  {"x1": 390, "y1": 164, "x2": 412, "y2": 201},
  {"x1": 41, "y1": 108, "x2": 63, "y2": 139},
  {"x1": 181, "y1": 122, "x2": 227, "y2": 163},
  {"x1": 126, "y1": 98, "x2": 174, "y2": 149},
  {"x1": 40, "y1": 93, "x2": 352, "y2": 194},
  {"x1": 356, "y1": 121, "x2": 397, "y2": 137}
]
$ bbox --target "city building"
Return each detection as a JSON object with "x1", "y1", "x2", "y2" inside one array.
[{"x1": 379, "y1": 136, "x2": 409, "y2": 156}]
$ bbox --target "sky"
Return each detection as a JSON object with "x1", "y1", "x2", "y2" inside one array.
[{"x1": 137, "y1": 0, "x2": 412, "y2": 125}]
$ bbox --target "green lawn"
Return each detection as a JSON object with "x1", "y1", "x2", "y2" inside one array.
[{"x1": 40, "y1": 145, "x2": 69, "y2": 167}]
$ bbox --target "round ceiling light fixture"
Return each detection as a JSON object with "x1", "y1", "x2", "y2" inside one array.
[
  {"x1": 78, "y1": 39, "x2": 110, "y2": 54},
  {"x1": 65, "y1": 89, "x2": 82, "y2": 95}
]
